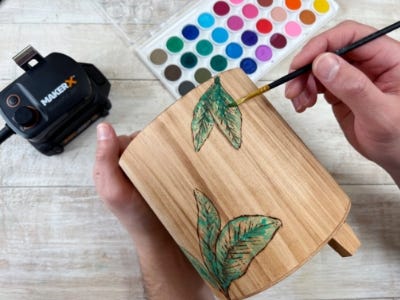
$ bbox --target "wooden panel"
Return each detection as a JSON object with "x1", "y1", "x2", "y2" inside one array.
[
  {"x1": 0, "y1": 0, "x2": 191, "y2": 25},
  {"x1": 120, "y1": 69, "x2": 358, "y2": 299},
  {"x1": 0, "y1": 0, "x2": 103, "y2": 24},
  {"x1": 0, "y1": 187, "x2": 145, "y2": 300},
  {"x1": 0, "y1": 24, "x2": 147, "y2": 81}
]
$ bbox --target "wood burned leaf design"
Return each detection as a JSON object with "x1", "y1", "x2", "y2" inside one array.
[
  {"x1": 194, "y1": 189, "x2": 221, "y2": 279},
  {"x1": 192, "y1": 99, "x2": 214, "y2": 152},
  {"x1": 215, "y1": 215, "x2": 282, "y2": 292},
  {"x1": 180, "y1": 190, "x2": 282, "y2": 299},
  {"x1": 180, "y1": 247, "x2": 221, "y2": 291},
  {"x1": 191, "y1": 76, "x2": 242, "y2": 151},
  {"x1": 208, "y1": 80, "x2": 242, "y2": 150}
]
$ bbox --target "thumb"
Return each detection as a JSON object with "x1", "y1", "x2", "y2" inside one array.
[
  {"x1": 312, "y1": 53, "x2": 383, "y2": 118},
  {"x1": 93, "y1": 123, "x2": 122, "y2": 191},
  {"x1": 95, "y1": 123, "x2": 119, "y2": 164}
]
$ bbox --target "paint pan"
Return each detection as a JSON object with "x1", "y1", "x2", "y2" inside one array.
[{"x1": 136, "y1": 0, "x2": 339, "y2": 98}]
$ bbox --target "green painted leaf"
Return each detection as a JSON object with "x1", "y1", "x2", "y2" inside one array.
[
  {"x1": 192, "y1": 98, "x2": 214, "y2": 152},
  {"x1": 192, "y1": 76, "x2": 242, "y2": 151},
  {"x1": 206, "y1": 77, "x2": 242, "y2": 149},
  {"x1": 215, "y1": 216, "x2": 282, "y2": 290},
  {"x1": 185, "y1": 189, "x2": 282, "y2": 299},
  {"x1": 194, "y1": 189, "x2": 222, "y2": 284},
  {"x1": 180, "y1": 247, "x2": 221, "y2": 291}
]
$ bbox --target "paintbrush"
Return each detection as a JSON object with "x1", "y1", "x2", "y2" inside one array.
[{"x1": 230, "y1": 20, "x2": 400, "y2": 107}]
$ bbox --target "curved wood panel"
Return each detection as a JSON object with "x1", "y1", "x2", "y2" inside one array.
[{"x1": 120, "y1": 68, "x2": 358, "y2": 300}]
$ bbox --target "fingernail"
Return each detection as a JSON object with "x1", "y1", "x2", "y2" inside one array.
[
  {"x1": 97, "y1": 123, "x2": 112, "y2": 141},
  {"x1": 293, "y1": 98, "x2": 302, "y2": 112},
  {"x1": 285, "y1": 83, "x2": 294, "y2": 99},
  {"x1": 314, "y1": 53, "x2": 340, "y2": 82}
]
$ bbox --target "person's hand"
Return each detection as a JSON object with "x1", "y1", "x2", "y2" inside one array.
[
  {"x1": 285, "y1": 21, "x2": 400, "y2": 185},
  {"x1": 93, "y1": 122, "x2": 213, "y2": 300},
  {"x1": 93, "y1": 122, "x2": 162, "y2": 238}
]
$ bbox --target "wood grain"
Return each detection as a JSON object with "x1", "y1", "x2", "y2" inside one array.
[
  {"x1": 120, "y1": 68, "x2": 360, "y2": 299},
  {"x1": 328, "y1": 223, "x2": 361, "y2": 257},
  {"x1": 0, "y1": 187, "x2": 145, "y2": 300}
]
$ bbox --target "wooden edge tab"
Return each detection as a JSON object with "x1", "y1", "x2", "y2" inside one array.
[{"x1": 328, "y1": 223, "x2": 361, "y2": 257}]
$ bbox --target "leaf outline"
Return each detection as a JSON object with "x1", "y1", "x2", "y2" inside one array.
[
  {"x1": 194, "y1": 189, "x2": 223, "y2": 286},
  {"x1": 180, "y1": 247, "x2": 221, "y2": 291},
  {"x1": 215, "y1": 215, "x2": 282, "y2": 291},
  {"x1": 181, "y1": 190, "x2": 282, "y2": 299},
  {"x1": 191, "y1": 76, "x2": 242, "y2": 151},
  {"x1": 192, "y1": 99, "x2": 214, "y2": 152},
  {"x1": 207, "y1": 78, "x2": 242, "y2": 149}
]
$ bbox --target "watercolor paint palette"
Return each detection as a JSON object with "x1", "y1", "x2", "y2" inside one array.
[{"x1": 136, "y1": 0, "x2": 339, "y2": 98}]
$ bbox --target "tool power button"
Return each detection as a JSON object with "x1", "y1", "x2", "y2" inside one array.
[{"x1": 13, "y1": 106, "x2": 39, "y2": 128}]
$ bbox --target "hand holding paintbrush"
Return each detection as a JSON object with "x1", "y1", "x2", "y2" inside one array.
[
  {"x1": 231, "y1": 20, "x2": 400, "y2": 107},
  {"x1": 240, "y1": 20, "x2": 400, "y2": 185}
]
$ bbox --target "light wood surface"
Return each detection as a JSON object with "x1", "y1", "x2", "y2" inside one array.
[{"x1": 0, "y1": 1, "x2": 399, "y2": 300}]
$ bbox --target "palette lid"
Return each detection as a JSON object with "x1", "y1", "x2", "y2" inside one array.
[{"x1": 91, "y1": 0, "x2": 193, "y2": 46}]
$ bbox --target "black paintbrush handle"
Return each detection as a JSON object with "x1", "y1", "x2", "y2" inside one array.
[
  {"x1": 268, "y1": 64, "x2": 311, "y2": 90},
  {"x1": 268, "y1": 20, "x2": 400, "y2": 90}
]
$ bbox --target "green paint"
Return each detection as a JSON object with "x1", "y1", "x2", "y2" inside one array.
[
  {"x1": 192, "y1": 98, "x2": 214, "y2": 152},
  {"x1": 196, "y1": 40, "x2": 214, "y2": 56},
  {"x1": 180, "y1": 52, "x2": 198, "y2": 69},
  {"x1": 210, "y1": 55, "x2": 228, "y2": 72},
  {"x1": 166, "y1": 36, "x2": 184, "y2": 53},
  {"x1": 181, "y1": 189, "x2": 282, "y2": 300},
  {"x1": 192, "y1": 76, "x2": 242, "y2": 151}
]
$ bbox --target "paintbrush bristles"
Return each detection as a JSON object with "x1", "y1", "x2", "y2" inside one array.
[{"x1": 235, "y1": 84, "x2": 271, "y2": 106}]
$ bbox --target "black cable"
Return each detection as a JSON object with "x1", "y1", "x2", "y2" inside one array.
[{"x1": 0, "y1": 124, "x2": 14, "y2": 144}]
